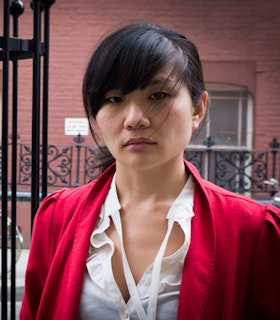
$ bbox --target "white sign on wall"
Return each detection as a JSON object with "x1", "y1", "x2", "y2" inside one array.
[{"x1": 64, "y1": 118, "x2": 89, "y2": 136}]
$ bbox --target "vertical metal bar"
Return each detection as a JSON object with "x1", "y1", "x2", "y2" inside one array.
[
  {"x1": 76, "y1": 135, "x2": 82, "y2": 186},
  {"x1": 203, "y1": 136, "x2": 214, "y2": 181},
  {"x1": 31, "y1": 0, "x2": 42, "y2": 224},
  {"x1": 239, "y1": 152, "x2": 245, "y2": 195},
  {"x1": 42, "y1": 4, "x2": 50, "y2": 199},
  {"x1": 10, "y1": 0, "x2": 24, "y2": 316},
  {"x1": 270, "y1": 137, "x2": 279, "y2": 180},
  {"x1": 10, "y1": 15, "x2": 19, "y2": 320},
  {"x1": 1, "y1": 1, "x2": 10, "y2": 318},
  {"x1": 74, "y1": 134, "x2": 84, "y2": 186}
]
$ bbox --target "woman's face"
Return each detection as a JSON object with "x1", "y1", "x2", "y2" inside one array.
[{"x1": 94, "y1": 69, "x2": 207, "y2": 172}]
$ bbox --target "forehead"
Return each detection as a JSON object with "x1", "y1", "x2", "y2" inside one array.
[
  {"x1": 142, "y1": 69, "x2": 185, "y2": 93},
  {"x1": 144, "y1": 68, "x2": 179, "y2": 86}
]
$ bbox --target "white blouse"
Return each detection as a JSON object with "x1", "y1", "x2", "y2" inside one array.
[{"x1": 79, "y1": 175, "x2": 194, "y2": 320}]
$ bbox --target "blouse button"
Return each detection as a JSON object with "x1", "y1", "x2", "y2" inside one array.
[{"x1": 122, "y1": 310, "x2": 130, "y2": 318}]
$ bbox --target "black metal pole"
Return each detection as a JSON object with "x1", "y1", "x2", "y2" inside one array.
[
  {"x1": 1, "y1": 1, "x2": 10, "y2": 318},
  {"x1": 270, "y1": 137, "x2": 279, "y2": 179},
  {"x1": 42, "y1": 4, "x2": 50, "y2": 199},
  {"x1": 75, "y1": 134, "x2": 85, "y2": 186},
  {"x1": 11, "y1": 9, "x2": 19, "y2": 320},
  {"x1": 41, "y1": 0, "x2": 56, "y2": 199},
  {"x1": 203, "y1": 136, "x2": 215, "y2": 181},
  {"x1": 1, "y1": 0, "x2": 55, "y2": 317},
  {"x1": 31, "y1": 0, "x2": 42, "y2": 224},
  {"x1": 10, "y1": 2, "x2": 25, "y2": 318}
]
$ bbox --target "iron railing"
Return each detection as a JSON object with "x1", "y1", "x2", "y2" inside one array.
[
  {"x1": 1, "y1": 1, "x2": 55, "y2": 319},
  {"x1": 1, "y1": 135, "x2": 279, "y2": 199}
]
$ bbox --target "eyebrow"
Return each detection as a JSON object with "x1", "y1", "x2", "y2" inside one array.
[{"x1": 146, "y1": 76, "x2": 177, "y2": 87}]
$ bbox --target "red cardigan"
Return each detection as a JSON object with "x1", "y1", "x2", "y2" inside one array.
[{"x1": 20, "y1": 161, "x2": 280, "y2": 319}]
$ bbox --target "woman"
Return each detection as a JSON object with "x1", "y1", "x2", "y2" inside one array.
[{"x1": 20, "y1": 23, "x2": 280, "y2": 319}]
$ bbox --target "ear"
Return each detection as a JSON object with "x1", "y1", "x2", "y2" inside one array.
[{"x1": 192, "y1": 91, "x2": 208, "y2": 131}]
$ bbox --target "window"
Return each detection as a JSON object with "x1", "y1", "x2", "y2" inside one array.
[
  {"x1": 187, "y1": 84, "x2": 254, "y2": 194},
  {"x1": 191, "y1": 84, "x2": 253, "y2": 149}
]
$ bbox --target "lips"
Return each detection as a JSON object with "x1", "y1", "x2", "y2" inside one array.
[{"x1": 124, "y1": 137, "x2": 156, "y2": 147}]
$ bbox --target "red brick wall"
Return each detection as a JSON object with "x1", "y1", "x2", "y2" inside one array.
[
  {"x1": 2, "y1": 0, "x2": 280, "y2": 246},
  {"x1": 1, "y1": 0, "x2": 280, "y2": 149}
]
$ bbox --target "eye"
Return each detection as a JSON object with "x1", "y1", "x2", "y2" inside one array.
[
  {"x1": 103, "y1": 96, "x2": 123, "y2": 104},
  {"x1": 149, "y1": 92, "x2": 169, "y2": 101}
]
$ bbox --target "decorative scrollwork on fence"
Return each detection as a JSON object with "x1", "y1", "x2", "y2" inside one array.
[
  {"x1": 2, "y1": 136, "x2": 279, "y2": 198},
  {"x1": 19, "y1": 145, "x2": 32, "y2": 183},
  {"x1": 184, "y1": 150, "x2": 203, "y2": 172},
  {"x1": 47, "y1": 145, "x2": 72, "y2": 186},
  {"x1": 215, "y1": 151, "x2": 268, "y2": 194},
  {"x1": 19, "y1": 144, "x2": 73, "y2": 186},
  {"x1": 84, "y1": 147, "x2": 104, "y2": 183}
]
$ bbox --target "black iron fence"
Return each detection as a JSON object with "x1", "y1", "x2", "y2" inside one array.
[
  {"x1": 1, "y1": 1, "x2": 56, "y2": 318},
  {"x1": 2, "y1": 135, "x2": 279, "y2": 199},
  {"x1": 185, "y1": 136, "x2": 279, "y2": 198}
]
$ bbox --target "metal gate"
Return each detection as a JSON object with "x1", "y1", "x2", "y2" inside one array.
[{"x1": 1, "y1": 0, "x2": 55, "y2": 318}]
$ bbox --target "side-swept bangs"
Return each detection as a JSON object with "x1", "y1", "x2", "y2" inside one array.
[{"x1": 83, "y1": 24, "x2": 190, "y2": 118}]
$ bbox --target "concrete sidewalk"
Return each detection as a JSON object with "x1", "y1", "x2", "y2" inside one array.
[
  {"x1": 1, "y1": 249, "x2": 29, "y2": 319},
  {"x1": 15, "y1": 249, "x2": 29, "y2": 288}
]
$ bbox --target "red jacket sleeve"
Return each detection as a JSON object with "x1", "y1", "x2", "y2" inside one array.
[
  {"x1": 20, "y1": 191, "x2": 64, "y2": 319},
  {"x1": 20, "y1": 169, "x2": 113, "y2": 319},
  {"x1": 247, "y1": 205, "x2": 280, "y2": 319}
]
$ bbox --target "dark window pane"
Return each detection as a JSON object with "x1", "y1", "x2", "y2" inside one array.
[
  {"x1": 210, "y1": 98, "x2": 238, "y2": 145},
  {"x1": 190, "y1": 88, "x2": 250, "y2": 148}
]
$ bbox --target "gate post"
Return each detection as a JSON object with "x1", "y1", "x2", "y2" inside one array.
[{"x1": 0, "y1": 1, "x2": 56, "y2": 318}]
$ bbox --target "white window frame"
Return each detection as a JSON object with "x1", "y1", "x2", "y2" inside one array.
[
  {"x1": 190, "y1": 83, "x2": 253, "y2": 150},
  {"x1": 188, "y1": 84, "x2": 254, "y2": 195}
]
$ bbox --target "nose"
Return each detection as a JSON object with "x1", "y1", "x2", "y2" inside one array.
[{"x1": 124, "y1": 103, "x2": 150, "y2": 130}]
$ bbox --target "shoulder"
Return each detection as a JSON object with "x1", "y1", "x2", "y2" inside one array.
[
  {"x1": 204, "y1": 178, "x2": 278, "y2": 213},
  {"x1": 202, "y1": 178, "x2": 261, "y2": 206},
  {"x1": 38, "y1": 163, "x2": 116, "y2": 215},
  {"x1": 32, "y1": 166, "x2": 116, "y2": 249},
  {"x1": 32, "y1": 182, "x2": 99, "y2": 238},
  {"x1": 44, "y1": 180, "x2": 98, "y2": 204},
  {"x1": 37, "y1": 180, "x2": 98, "y2": 216},
  {"x1": 34, "y1": 164, "x2": 116, "y2": 230},
  {"x1": 197, "y1": 176, "x2": 280, "y2": 236},
  {"x1": 185, "y1": 160, "x2": 280, "y2": 224}
]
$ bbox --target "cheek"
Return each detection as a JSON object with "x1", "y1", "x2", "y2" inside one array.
[
  {"x1": 90, "y1": 119, "x2": 102, "y2": 137},
  {"x1": 95, "y1": 113, "x2": 123, "y2": 147},
  {"x1": 95, "y1": 113, "x2": 112, "y2": 141},
  {"x1": 168, "y1": 106, "x2": 193, "y2": 130}
]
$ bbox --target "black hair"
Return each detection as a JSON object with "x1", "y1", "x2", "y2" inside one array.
[{"x1": 82, "y1": 22, "x2": 206, "y2": 172}]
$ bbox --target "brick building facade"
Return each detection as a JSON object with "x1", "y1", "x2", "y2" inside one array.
[
  {"x1": 1, "y1": 0, "x2": 280, "y2": 147},
  {"x1": 1, "y1": 0, "x2": 280, "y2": 245}
]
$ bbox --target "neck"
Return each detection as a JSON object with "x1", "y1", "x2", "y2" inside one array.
[{"x1": 115, "y1": 158, "x2": 188, "y2": 205}]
